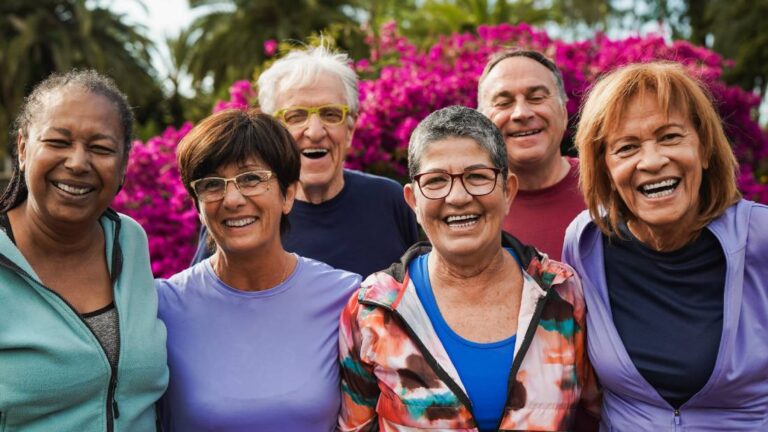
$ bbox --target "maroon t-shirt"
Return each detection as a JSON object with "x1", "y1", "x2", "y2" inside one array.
[{"x1": 503, "y1": 157, "x2": 584, "y2": 261}]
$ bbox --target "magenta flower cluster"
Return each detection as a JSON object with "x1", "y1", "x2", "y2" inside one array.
[
  {"x1": 212, "y1": 80, "x2": 255, "y2": 113},
  {"x1": 115, "y1": 23, "x2": 768, "y2": 277},
  {"x1": 112, "y1": 123, "x2": 199, "y2": 277}
]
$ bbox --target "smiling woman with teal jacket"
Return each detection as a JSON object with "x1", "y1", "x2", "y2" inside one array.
[{"x1": 0, "y1": 70, "x2": 168, "y2": 431}]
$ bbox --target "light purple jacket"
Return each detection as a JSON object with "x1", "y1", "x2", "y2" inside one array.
[{"x1": 563, "y1": 199, "x2": 768, "y2": 431}]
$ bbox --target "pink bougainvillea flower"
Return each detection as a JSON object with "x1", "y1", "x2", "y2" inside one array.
[{"x1": 264, "y1": 39, "x2": 278, "y2": 56}]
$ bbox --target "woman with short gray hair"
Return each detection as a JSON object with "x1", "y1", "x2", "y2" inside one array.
[{"x1": 339, "y1": 106, "x2": 600, "y2": 431}]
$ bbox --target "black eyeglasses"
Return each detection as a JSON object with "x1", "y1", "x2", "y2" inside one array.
[{"x1": 413, "y1": 167, "x2": 501, "y2": 200}]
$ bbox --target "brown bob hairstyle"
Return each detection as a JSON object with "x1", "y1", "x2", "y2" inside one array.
[
  {"x1": 176, "y1": 109, "x2": 300, "y2": 235},
  {"x1": 575, "y1": 61, "x2": 741, "y2": 237}
]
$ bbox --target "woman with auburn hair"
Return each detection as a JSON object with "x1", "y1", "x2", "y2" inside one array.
[
  {"x1": 564, "y1": 62, "x2": 768, "y2": 430},
  {"x1": 156, "y1": 109, "x2": 360, "y2": 431}
]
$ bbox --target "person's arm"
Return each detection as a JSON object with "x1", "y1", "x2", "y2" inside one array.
[
  {"x1": 573, "y1": 275, "x2": 602, "y2": 432},
  {"x1": 561, "y1": 231, "x2": 602, "y2": 432},
  {"x1": 338, "y1": 292, "x2": 380, "y2": 432}
]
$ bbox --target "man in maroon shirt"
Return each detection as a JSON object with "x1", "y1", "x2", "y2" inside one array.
[{"x1": 477, "y1": 50, "x2": 584, "y2": 260}]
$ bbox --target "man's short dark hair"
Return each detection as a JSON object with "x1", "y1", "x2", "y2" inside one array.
[{"x1": 478, "y1": 49, "x2": 567, "y2": 108}]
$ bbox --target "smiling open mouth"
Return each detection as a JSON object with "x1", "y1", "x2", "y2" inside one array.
[
  {"x1": 223, "y1": 217, "x2": 256, "y2": 228},
  {"x1": 510, "y1": 129, "x2": 542, "y2": 138},
  {"x1": 301, "y1": 148, "x2": 329, "y2": 159},
  {"x1": 445, "y1": 214, "x2": 479, "y2": 228},
  {"x1": 53, "y1": 182, "x2": 92, "y2": 195},
  {"x1": 638, "y1": 178, "x2": 680, "y2": 198}
]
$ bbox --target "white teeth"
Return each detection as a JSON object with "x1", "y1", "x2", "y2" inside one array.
[
  {"x1": 645, "y1": 189, "x2": 675, "y2": 198},
  {"x1": 641, "y1": 179, "x2": 678, "y2": 192},
  {"x1": 446, "y1": 214, "x2": 479, "y2": 223},
  {"x1": 639, "y1": 179, "x2": 680, "y2": 198},
  {"x1": 510, "y1": 129, "x2": 541, "y2": 137},
  {"x1": 301, "y1": 149, "x2": 328, "y2": 156},
  {"x1": 224, "y1": 217, "x2": 256, "y2": 227},
  {"x1": 446, "y1": 214, "x2": 480, "y2": 228},
  {"x1": 55, "y1": 182, "x2": 91, "y2": 195}
]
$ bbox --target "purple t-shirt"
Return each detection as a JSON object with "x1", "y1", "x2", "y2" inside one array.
[{"x1": 156, "y1": 255, "x2": 361, "y2": 432}]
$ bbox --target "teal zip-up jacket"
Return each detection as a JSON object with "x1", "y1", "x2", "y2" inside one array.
[{"x1": 0, "y1": 210, "x2": 168, "y2": 432}]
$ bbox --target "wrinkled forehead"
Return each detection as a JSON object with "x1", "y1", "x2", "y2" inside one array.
[
  {"x1": 418, "y1": 136, "x2": 492, "y2": 167},
  {"x1": 274, "y1": 71, "x2": 346, "y2": 105},
  {"x1": 603, "y1": 87, "x2": 691, "y2": 141},
  {"x1": 30, "y1": 86, "x2": 124, "y2": 140},
  {"x1": 480, "y1": 56, "x2": 560, "y2": 99},
  {"x1": 36, "y1": 86, "x2": 117, "y2": 120}
]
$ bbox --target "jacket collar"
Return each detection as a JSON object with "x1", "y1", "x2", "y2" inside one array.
[
  {"x1": 358, "y1": 231, "x2": 572, "y2": 308},
  {"x1": 0, "y1": 207, "x2": 124, "y2": 285}
]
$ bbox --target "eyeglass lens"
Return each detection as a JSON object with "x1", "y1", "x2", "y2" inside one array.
[
  {"x1": 193, "y1": 171, "x2": 272, "y2": 202},
  {"x1": 417, "y1": 168, "x2": 499, "y2": 199},
  {"x1": 281, "y1": 105, "x2": 346, "y2": 127}
]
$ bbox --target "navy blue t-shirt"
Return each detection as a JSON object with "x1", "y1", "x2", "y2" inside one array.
[
  {"x1": 603, "y1": 221, "x2": 726, "y2": 408},
  {"x1": 191, "y1": 170, "x2": 419, "y2": 277}
]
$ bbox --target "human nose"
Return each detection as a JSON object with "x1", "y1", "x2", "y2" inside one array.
[
  {"x1": 444, "y1": 175, "x2": 473, "y2": 205},
  {"x1": 64, "y1": 144, "x2": 90, "y2": 173},
  {"x1": 509, "y1": 100, "x2": 534, "y2": 121},
  {"x1": 221, "y1": 179, "x2": 246, "y2": 207},
  {"x1": 637, "y1": 141, "x2": 669, "y2": 172},
  {"x1": 303, "y1": 112, "x2": 327, "y2": 141}
]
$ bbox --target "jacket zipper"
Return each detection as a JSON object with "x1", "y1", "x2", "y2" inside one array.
[
  {"x1": 360, "y1": 281, "x2": 553, "y2": 431},
  {"x1": 673, "y1": 408, "x2": 681, "y2": 431},
  {"x1": 0, "y1": 256, "x2": 121, "y2": 432},
  {"x1": 106, "y1": 304, "x2": 122, "y2": 432},
  {"x1": 360, "y1": 300, "x2": 478, "y2": 425},
  {"x1": 494, "y1": 290, "x2": 551, "y2": 431}
]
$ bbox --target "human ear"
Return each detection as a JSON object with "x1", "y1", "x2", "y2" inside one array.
[
  {"x1": 343, "y1": 117, "x2": 357, "y2": 153},
  {"x1": 282, "y1": 181, "x2": 298, "y2": 214},
  {"x1": 503, "y1": 173, "x2": 518, "y2": 216},
  {"x1": 17, "y1": 132, "x2": 26, "y2": 172},
  {"x1": 403, "y1": 183, "x2": 422, "y2": 225}
]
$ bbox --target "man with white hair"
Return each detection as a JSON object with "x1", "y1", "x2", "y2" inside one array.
[
  {"x1": 477, "y1": 49, "x2": 584, "y2": 260},
  {"x1": 191, "y1": 45, "x2": 418, "y2": 277}
]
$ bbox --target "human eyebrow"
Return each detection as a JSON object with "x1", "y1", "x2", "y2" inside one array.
[
  {"x1": 89, "y1": 133, "x2": 119, "y2": 144},
  {"x1": 236, "y1": 163, "x2": 269, "y2": 171},
  {"x1": 490, "y1": 90, "x2": 515, "y2": 102},
  {"x1": 464, "y1": 164, "x2": 493, "y2": 171},
  {"x1": 46, "y1": 127, "x2": 73, "y2": 138},
  {"x1": 526, "y1": 85, "x2": 552, "y2": 96},
  {"x1": 653, "y1": 123, "x2": 686, "y2": 134},
  {"x1": 606, "y1": 134, "x2": 638, "y2": 149}
]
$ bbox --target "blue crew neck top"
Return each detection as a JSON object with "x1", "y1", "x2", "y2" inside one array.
[{"x1": 408, "y1": 251, "x2": 519, "y2": 431}]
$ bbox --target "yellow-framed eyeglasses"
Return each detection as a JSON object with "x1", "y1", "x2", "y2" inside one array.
[{"x1": 274, "y1": 104, "x2": 350, "y2": 128}]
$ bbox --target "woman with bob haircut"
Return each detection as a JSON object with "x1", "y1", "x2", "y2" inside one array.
[
  {"x1": 563, "y1": 61, "x2": 768, "y2": 430},
  {"x1": 156, "y1": 109, "x2": 361, "y2": 431},
  {"x1": 0, "y1": 70, "x2": 168, "y2": 431}
]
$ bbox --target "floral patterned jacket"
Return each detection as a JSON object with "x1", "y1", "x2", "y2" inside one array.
[{"x1": 338, "y1": 233, "x2": 601, "y2": 431}]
